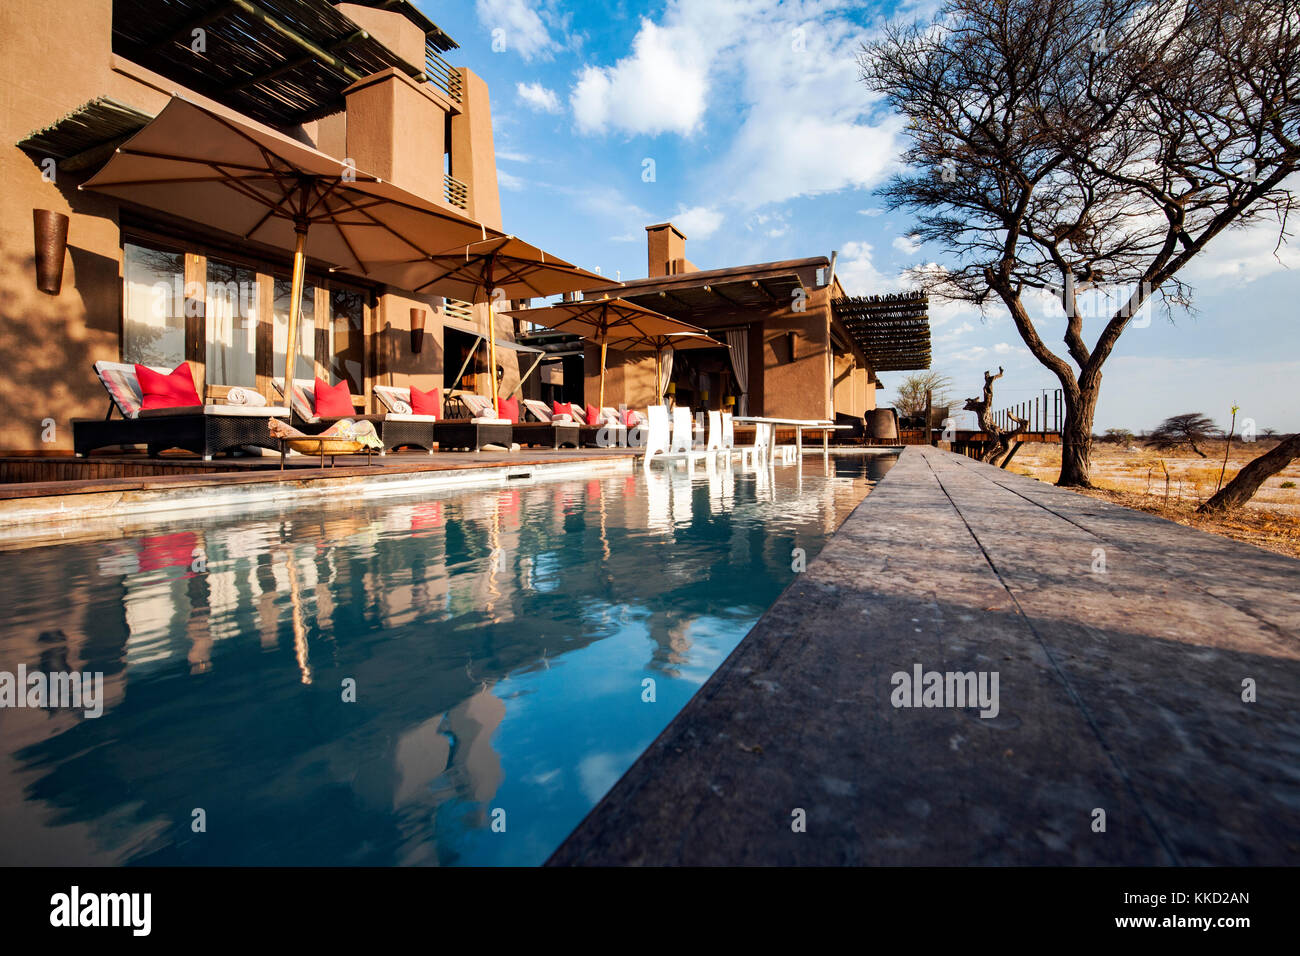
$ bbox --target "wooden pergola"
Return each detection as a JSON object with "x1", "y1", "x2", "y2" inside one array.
[{"x1": 831, "y1": 292, "x2": 932, "y2": 371}]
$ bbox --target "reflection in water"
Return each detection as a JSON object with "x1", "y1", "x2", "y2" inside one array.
[{"x1": 0, "y1": 455, "x2": 894, "y2": 866}]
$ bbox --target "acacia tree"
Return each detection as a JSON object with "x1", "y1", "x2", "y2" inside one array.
[
  {"x1": 860, "y1": 0, "x2": 1300, "y2": 486},
  {"x1": 893, "y1": 370, "x2": 954, "y2": 421},
  {"x1": 1145, "y1": 412, "x2": 1217, "y2": 456}
]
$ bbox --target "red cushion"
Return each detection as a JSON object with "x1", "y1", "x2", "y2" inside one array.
[
  {"x1": 552, "y1": 400, "x2": 575, "y2": 420},
  {"x1": 586, "y1": 404, "x2": 602, "y2": 426},
  {"x1": 497, "y1": 397, "x2": 519, "y2": 423},
  {"x1": 409, "y1": 384, "x2": 440, "y2": 417},
  {"x1": 623, "y1": 408, "x2": 640, "y2": 428},
  {"x1": 135, "y1": 362, "x2": 201, "y2": 410},
  {"x1": 314, "y1": 377, "x2": 353, "y2": 418}
]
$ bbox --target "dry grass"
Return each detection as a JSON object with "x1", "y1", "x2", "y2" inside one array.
[{"x1": 1005, "y1": 440, "x2": 1300, "y2": 559}]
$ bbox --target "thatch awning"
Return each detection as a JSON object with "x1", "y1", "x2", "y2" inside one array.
[
  {"x1": 16, "y1": 98, "x2": 154, "y2": 172},
  {"x1": 832, "y1": 292, "x2": 931, "y2": 371}
]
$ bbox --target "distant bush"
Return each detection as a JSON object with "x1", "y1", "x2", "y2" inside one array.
[
  {"x1": 1104, "y1": 428, "x2": 1135, "y2": 445},
  {"x1": 1282, "y1": 481, "x2": 1297, "y2": 489}
]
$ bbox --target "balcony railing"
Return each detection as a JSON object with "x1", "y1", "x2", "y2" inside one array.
[
  {"x1": 425, "y1": 48, "x2": 463, "y2": 105},
  {"x1": 444, "y1": 173, "x2": 469, "y2": 211}
]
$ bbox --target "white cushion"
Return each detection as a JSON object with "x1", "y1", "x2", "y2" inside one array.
[
  {"x1": 472, "y1": 417, "x2": 511, "y2": 425},
  {"x1": 204, "y1": 405, "x2": 290, "y2": 416},
  {"x1": 383, "y1": 413, "x2": 438, "y2": 423}
]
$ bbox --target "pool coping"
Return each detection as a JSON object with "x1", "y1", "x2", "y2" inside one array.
[{"x1": 0, "y1": 452, "x2": 640, "y2": 546}]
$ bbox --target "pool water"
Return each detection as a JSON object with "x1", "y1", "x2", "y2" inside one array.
[{"x1": 0, "y1": 454, "x2": 894, "y2": 866}]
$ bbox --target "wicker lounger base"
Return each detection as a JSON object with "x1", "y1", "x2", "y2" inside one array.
[
  {"x1": 291, "y1": 414, "x2": 435, "y2": 455},
  {"x1": 73, "y1": 413, "x2": 287, "y2": 460},
  {"x1": 515, "y1": 423, "x2": 580, "y2": 449},
  {"x1": 434, "y1": 421, "x2": 513, "y2": 451}
]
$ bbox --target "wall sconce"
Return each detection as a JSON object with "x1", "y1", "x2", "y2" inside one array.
[
  {"x1": 410, "y1": 307, "x2": 427, "y2": 354},
  {"x1": 34, "y1": 209, "x2": 69, "y2": 295}
]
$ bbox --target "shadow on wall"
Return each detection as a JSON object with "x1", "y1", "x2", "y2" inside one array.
[
  {"x1": 0, "y1": 244, "x2": 122, "y2": 451},
  {"x1": 373, "y1": 320, "x2": 445, "y2": 380}
]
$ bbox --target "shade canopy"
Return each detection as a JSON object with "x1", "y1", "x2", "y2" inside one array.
[
  {"x1": 80, "y1": 95, "x2": 493, "y2": 279},
  {"x1": 391, "y1": 237, "x2": 608, "y2": 410},
  {"x1": 503, "y1": 297, "x2": 706, "y2": 346},
  {"x1": 502, "y1": 297, "x2": 709, "y2": 408},
  {"x1": 399, "y1": 235, "x2": 607, "y2": 302},
  {"x1": 80, "y1": 94, "x2": 501, "y2": 404}
]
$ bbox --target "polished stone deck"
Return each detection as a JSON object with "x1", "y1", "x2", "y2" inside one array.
[{"x1": 549, "y1": 446, "x2": 1300, "y2": 865}]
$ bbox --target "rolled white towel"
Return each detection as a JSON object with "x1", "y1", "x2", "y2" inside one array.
[
  {"x1": 226, "y1": 387, "x2": 267, "y2": 407},
  {"x1": 392, "y1": 399, "x2": 413, "y2": 414}
]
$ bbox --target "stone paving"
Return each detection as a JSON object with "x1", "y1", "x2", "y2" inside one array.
[{"x1": 549, "y1": 446, "x2": 1300, "y2": 865}]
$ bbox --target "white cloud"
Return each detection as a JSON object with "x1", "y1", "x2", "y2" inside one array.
[
  {"x1": 495, "y1": 149, "x2": 532, "y2": 163},
  {"x1": 476, "y1": 0, "x2": 555, "y2": 61},
  {"x1": 571, "y1": 18, "x2": 711, "y2": 135},
  {"x1": 858, "y1": 208, "x2": 886, "y2": 217},
  {"x1": 892, "y1": 234, "x2": 921, "y2": 256},
  {"x1": 1182, "y1": 218, "x2": 1298, "y2": 287},
  {"x1": 517, "y1": 81, "x2": 562, "y2": 114},
  {"x1": 497, "y1": 169, "x2": 526, "y2": 191},
  {"x1": 567, "y1": 2, "x2": 900, "y2": 208},
  {"x1": 673, "y1": 205, "x2": 724, "y2": 240},
  {"x1": 836, "y1": 240, "x2": 895, "y2": 293}
]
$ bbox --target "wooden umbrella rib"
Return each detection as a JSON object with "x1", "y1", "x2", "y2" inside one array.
[{"x1": 317, "y1": 190, "x2": 370, "y2": 275}]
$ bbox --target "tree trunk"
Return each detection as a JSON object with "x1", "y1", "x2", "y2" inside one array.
[
  {"x1": 1197, "y1": 434, "x2": 1300, "y2": 514},
  {"x1": 1057, "y1": 386, "x2": 1099, "y2": 487}
]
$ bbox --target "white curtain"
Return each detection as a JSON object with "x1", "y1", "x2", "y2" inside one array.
[
  {"x1": 660, "y1": 347, "x2": 674, "y2": 402},
  {"x1": 725, "y1": 329, "x2": 749, "y2": 415}
]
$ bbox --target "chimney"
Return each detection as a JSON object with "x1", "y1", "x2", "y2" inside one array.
[{"x1": 646, "y1": 222, "x2": 687, "y2": 278}]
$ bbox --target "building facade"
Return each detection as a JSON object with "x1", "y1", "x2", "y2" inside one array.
[
  {"x1": 0, "y1": 0, "x2": 519, "y2": 454},
  {"x1": 552, "y1": 223, "x2": 883, "y2": 422}
]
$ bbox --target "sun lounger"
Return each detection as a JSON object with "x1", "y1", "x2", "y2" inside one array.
[
  {"x1": 72, "y1": 361, "x2": 289, "y2": 459},
  {"x1": 277, "y1": 380, "x2": 437, "y2": 454},
  {"x1": 519, "y1": 399, "x2": 580, "y2": 448},
  {"x1": 426, "y1": 391, "x2": 514, "y2": 451}
]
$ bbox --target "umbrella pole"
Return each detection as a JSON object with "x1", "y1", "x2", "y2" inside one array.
[
  {"x1": 487, "y1": 296, "x2": 499, "y2": 413},
  {"x1": 598, "y1": 338, "x2": 607, "y2": 410},
  {"x1": 282, "y1": 226, "x2": 308, "y2": 404},
  {"x1": 655, "y1": 347, "x2": 663, "y2": 404}
]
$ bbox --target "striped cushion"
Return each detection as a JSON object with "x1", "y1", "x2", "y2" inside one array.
[
  {"x1": 272, "y1": 379, "x2": 317, "y2": 421},
  {"x1": 93, "y1": 360, "x2": 171, "y2": 419}
]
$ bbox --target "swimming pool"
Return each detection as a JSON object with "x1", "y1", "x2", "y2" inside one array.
[{"x1": 0, "y1": 454, "x2": 894, "y2": 866}]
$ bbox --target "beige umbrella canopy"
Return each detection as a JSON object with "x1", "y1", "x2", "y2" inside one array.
[
  {"x1": 501, "y1": 297, "x2": 710, "y2": 409},
  {"x1": 80, "y1": 94, "x2": 496, "y2": 402},
  {"x1": 391, "y1": 236, "x2": 607, "y2": 411}
]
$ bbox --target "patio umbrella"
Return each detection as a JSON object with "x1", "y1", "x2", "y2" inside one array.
[
  {"x1": 80, "y1": 95, "x2": 497, "y2": 403},
  {"x1": 619, "y1": 330, "x2": 723, "y2": 404},
  {"x1": 392, "y1": 236, "x2": 607, "y2": 412},
  {"x1": 500, "y1": 297, "x2": 708, "y2": 409}
]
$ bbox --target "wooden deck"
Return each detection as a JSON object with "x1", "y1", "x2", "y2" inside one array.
[{"x1": 550, "y1": 445, "x2": 1300, "y2": 865}]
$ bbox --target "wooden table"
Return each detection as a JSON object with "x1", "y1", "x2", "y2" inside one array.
[{"x1": 732, "y1": 417, "x2": 851, "y2": 463}]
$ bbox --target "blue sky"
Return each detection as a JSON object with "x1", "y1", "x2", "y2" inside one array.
[{"x1": 420, "y1": 0, "x2": 1299, "y2": 433}]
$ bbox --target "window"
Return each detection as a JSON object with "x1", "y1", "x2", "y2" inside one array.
[
  {"x1": 327, "y1": 289, "x2": 365, "y2": 394},
  {"x1": 123, "y1": 242, "x2": 185, "y2": 368},
  {"x1": 272, "y1": 278, "x2": 315, "y2": 382},
  {"x1": 205, "y1": 257, "x2": 258, "y2": 386}
]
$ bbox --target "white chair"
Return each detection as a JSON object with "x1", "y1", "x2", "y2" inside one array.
[
  {"x1": 740, "y1": 420, "x2": 772, "y2": 468},
  {"x1": 671, "y1": 406, "x2": 707, "y2": 469},
  {"x1": 706, "y1": 410, "x2": 725, "y2": 457},
  {"x1": 644, "y1": 405, "x2": 702, "y2": 469},
  {"x1": 722, "y1": 411, "x2": 736, "y2": 456}
]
